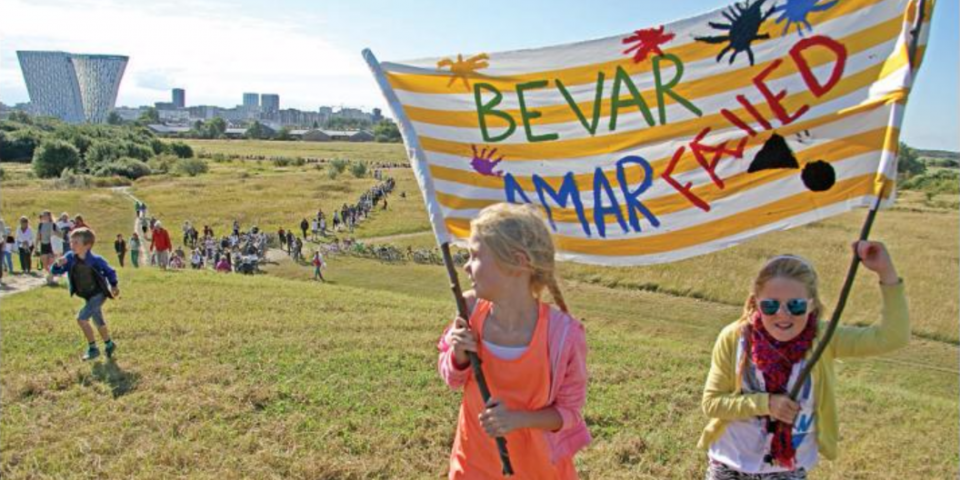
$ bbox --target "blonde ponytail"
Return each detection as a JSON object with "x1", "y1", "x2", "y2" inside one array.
[{"x1": 470, "y1": 203, "x2": 571, "y2": 315}]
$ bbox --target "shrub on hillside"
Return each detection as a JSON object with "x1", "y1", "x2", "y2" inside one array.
[
  {"x1": 901, "y1": 169, "x2": 960, "y2": 195},
  {"x1": 169, "y1": 141, "x2": 194, "y2": 158},
  {"x1": 93, "y1": 157, "x2": 153, "y2": 180},
  {"x1": 272, "y1": 157, "x2": 291, "y2": 167},
  {"x1": 53, "y1": 168, "x2": 91, "y2": 189},
  {"x1": 84, "y1": 140, "x2": 123, "y2": 165},
  {"x1": 350, "y1": 161, "x2": 367, "y2": 178},
  {"x1": 175, "y1": 157, "x2": 208, "y2": 177},
  {"x1": 32, "y1": 139, "x2": 80, "y2": 178},
  {"x1": 0, "y1": 129, "x2": 44, "y2": 162},
  {"x1": 148, "y1": 154, "x2": 178, "y2": 174},
  {"x1": 330, "y1": 158, "x2": 348, "y2": 174},
  {"x1": 327, "y1": 167, "x2": 339, "y2": 180},
  {"x1": 54, "y1": 130, "x2": 93, "y2": 157},
  {"x1": 85, "y1": 139, "x2": 154, "y2": 168}
]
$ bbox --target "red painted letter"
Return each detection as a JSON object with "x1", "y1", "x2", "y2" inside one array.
[
  {"x1": 790, "y1": 35, "x2": 848, "y2": 97},
  {"x1": 753, "y1": 58, "x2": 810, "y2": 126},
  {"x1": 662, "y1": 146, "x2": 711, "y2": 212}
]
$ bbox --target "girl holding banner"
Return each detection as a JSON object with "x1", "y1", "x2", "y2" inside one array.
[
  {"x1": 437, "y1": 203, "x2": 590, "y2": 479},
  {"x1": 698, "y1": 241, "x2": 909, "y2": 479}
]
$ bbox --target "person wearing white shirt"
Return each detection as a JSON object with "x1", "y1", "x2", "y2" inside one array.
[{"x1": 15, "y1": 216, "x2": 34, "y2": 273}]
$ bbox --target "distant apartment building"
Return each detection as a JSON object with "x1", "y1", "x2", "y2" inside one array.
[
  {"x1": 17, "y1": 51, "x2": 128, "y2": 124},
  {"x1": 338, "y1": 107, "x2": 365, "y2": 120},
  {"x1": 159, "y1": 109, "x2": 190, "y2": 123},
  {"x1": 261, "y1": 94, "x2": 279, "y2": 114},
  {"x1": 243, "y1": 93, "x2": 259, "y2": 110},
  {"x1": 172, "y1": 88, "x2": 185, "y2": 108}
]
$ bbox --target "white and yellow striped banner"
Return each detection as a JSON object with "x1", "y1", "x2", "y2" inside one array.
[{"x1": 365, "y1": 0, "x2": 933, "y2": 265}]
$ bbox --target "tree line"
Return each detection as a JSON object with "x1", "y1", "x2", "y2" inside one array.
[{"x1": 0, "y1": 112, "x2": 205, "y2": 180}]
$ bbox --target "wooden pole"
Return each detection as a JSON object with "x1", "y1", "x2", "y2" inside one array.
[{"x1": 441, "y1": 243, "x2": 514, "y2": 476}]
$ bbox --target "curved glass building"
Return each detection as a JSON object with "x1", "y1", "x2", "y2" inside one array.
[{"x1": 17, "y1": 51, "x2": 128, "y2": 124}]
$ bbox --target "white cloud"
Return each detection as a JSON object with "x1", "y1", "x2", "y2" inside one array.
[{"x1": 0, "y1": 0, "x2": 384, "y2": 111}]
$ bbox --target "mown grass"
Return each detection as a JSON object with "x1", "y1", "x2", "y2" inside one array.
[
  {"x1": 2, "y1": 262, "x2": 955, "y2": 479},
  {"x1": 2, "y1": 142, "x2": 957, "y2": 478}
]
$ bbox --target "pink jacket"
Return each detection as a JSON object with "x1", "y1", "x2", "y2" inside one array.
[{"x1": 437, "y1": 298, "x2": 592, "y2": 464}]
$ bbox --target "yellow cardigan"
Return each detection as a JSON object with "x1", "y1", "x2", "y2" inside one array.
[{"x1": 698, "y1": 281, "x2": 909, "y2": 460}]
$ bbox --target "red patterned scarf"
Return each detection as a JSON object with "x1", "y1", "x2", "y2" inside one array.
[{"x1": 749, "y1": 311, "x2": 817, "y2": 470}]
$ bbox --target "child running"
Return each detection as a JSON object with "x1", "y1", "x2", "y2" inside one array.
[
  {"x1": 438, "y1": 203, "x2": 590, "y2": 479},
  {"x1": 50, "y1": 228, "x2": 120, "y2": 361},
  {"x1": 699, "y1": 241, "x2": 908, "y2": 479},
  {"x1": 311, "y1": 250, "x2": 325, "y2": 282}
]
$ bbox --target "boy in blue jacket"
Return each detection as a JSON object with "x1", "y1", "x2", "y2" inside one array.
[{"x1": 51, "y1": 228, "x2": 120, "y2": 361}]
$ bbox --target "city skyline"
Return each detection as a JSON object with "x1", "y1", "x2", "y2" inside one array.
[{"x1": 0, "y1": 0, "x2": 955, "y2": 149}]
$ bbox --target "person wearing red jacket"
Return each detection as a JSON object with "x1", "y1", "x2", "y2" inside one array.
[{"x1": 150, "y1": 221, "x2": 173, "y2": 270}]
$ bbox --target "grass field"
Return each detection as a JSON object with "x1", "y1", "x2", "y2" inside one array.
[
  {"x1": 1, "y1": 141, "x2": 957, "y2": 478},
  {"x1": 183, "y1": 139, "x2": 409, "y2": 164}
]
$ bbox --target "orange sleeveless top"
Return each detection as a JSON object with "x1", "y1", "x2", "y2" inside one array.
[{"x1": 448, "y1": 301, "x2": 578, "y2": 479}]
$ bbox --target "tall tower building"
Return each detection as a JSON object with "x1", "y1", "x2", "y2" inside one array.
[
  {"x1": 16, "y1": 51, "x2": 86, "y2": 123},
  {"x1": 17, "y1": 51, "x2": 127, "y2": 124},
  {"x1": 172, "y1": 88, "x2": 185, "y2": 108},
  {"x1": 261, "y1": 94, "x2": 279, "y2": 114},
  {"x1": 243, "y1": 93, "x2": 259, "y2": 110}
]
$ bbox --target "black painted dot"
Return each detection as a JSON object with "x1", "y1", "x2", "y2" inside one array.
[
  {"x1": 801, "y1": 160, "x2": 836, "y2": 191},
  {"x1": 749, "y1": 134, "x2": 799, "y2": 173}
]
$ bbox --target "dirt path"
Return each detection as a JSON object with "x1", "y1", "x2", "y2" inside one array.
[
  {"x1": 0, "y1": 273, "x2": 52, "y2": 297},
  {"x1": 2, "y1": 187, "x2": 140, "y2": 298}
]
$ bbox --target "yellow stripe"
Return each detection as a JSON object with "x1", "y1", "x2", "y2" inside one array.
[
  {"x1": 401, "y1": 15, "x2": 906, "y2": 129},
  {"x1": 427, "y1": 103, "x2": 900, "y2": 193},
  {"x1": 443, "y1": 175, "x2": 894, "y2": 256},
  {"x1": 433, "y1": 128, "x2": 894, "y2": 224},
  {"x1": 386, "y1": 0, "x2": 889, "y2": 95},
  {"x1": 418, "y1": 57, "x2": 897, "y2": 161}
]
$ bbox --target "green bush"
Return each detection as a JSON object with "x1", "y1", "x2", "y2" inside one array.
[
  {"x1": 32, "y1": 139, "x2": 80, "y2": 178},
  {"x1": 175, "y1": 157, "x2": 208, "y2": 177},
  {"x1": 53, "y1": 168, "x2": 90, "y2": 189},
  {"x1": 148, "y1": 154, "x2": 178, "y2": 174},
  {"x1": 350, "y1": 161, "x2": 367, "y2": 178},
  {"x1": 85, "y1": 139, "x2": 154, "y2": 168},
  {"x1": 0, "y1": 129, "x2": 44, "y2": 162},
  {"x1": 85, "y1": 140, "x2": 123, "y2": 165},
  {"x1": 272, "y1": 157, "x2": 291, "y2": 167},
  {"x1": 150, "y1": 138, "x2": 169, "y2": 155},
  {"x1": 327, "y1": 167, "x2": 339, "y2": 180},
  {"x1": 122, "y1": 141, "x2": 154, "y2": 161},
  {"x1": 169, "y1": 141, "x2": 194, "y2": 158},
  {"x1": 330, "y1": 158, "x2": 348, "y2": 173},
  {"x1": 93, "y1": 157, "x2": 153, "y2": 180},
  {"x1": 901, "y1": 169, "x2": 960, "y2": 195}
]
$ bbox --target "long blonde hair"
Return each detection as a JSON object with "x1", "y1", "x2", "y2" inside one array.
[{"x1": 470, "y1": 203, "x2": 569, "y2": 313}]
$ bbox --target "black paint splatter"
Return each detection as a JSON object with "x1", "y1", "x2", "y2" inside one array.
[
  {"x1": 801, "y1": 160, "x2": 836, "y2": 191},
  {"x1": 747, "y1": 134, "x2": 837, "y2": 192},
  {"x1": 695, "y1": 0, "x2": 775, "y2": 66},
  {"x1": 749, "y1": 134, "x2": 799, "y2": 172}
]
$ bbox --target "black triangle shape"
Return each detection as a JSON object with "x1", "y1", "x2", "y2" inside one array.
[{"x1": 748, "y1": 134, "x2": 800, "y2": 173}]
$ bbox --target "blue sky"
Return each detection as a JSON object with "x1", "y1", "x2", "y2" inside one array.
[{"x1": 1, "y1": 0, "x2": 956, "y2": 150}]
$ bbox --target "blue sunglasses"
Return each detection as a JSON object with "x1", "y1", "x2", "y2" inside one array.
[{"x1": 758, "y1": 298, "x2": 810, "y2": 316}]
